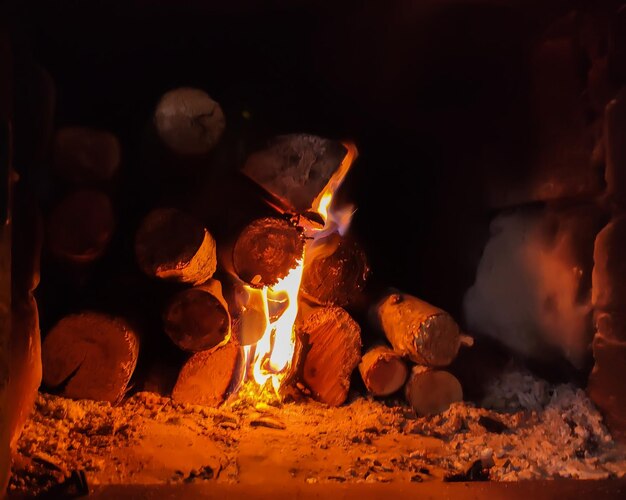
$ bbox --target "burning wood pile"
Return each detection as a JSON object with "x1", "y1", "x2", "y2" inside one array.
[{"x1": 37, "y1": 87, "x2": 471, "y2": 415}]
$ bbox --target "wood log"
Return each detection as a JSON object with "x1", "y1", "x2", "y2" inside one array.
[
  {"x1": 47, "y1": 189, "x2": 115, "y2": 264},
  {"x1": 241, "y1": 134, "x2": 350, "y2": 213},
  {"x1": 154, "y1": 87, "x2": 225, "y2": 156},
  {"x1": 359, "y1": 345, "x2": 408, "y2": 397},
  {"x1": 232, "y1": 217, "x2": 304, "y2": 287},
  {"x1": 300, "y1": 307, "x2": 361, "y2": 406},
  {"x1": 42, "y1": 312, "x2": 139, "y2": 403},
  {"x1": 163, "y1": 279, "x2": 231, "y2": 352},
  {"x1": 302, "y1": 234, "x2": 369, "y2": 307},
  {"x1": 405, "y1": 365, "x2": 463, "y2": 416},
  {"x1": 373, "y1": 292, "x2": 461, "y2": 367},
  {"x1": 172, "y1": 340, "x2": 242, "y2": 407},
  {"x1": 135, "y1": 207, "x2": 217, "y2": 284},
  {"x1": 53, "y1": 126, "x2": 121, "y2": 183}
]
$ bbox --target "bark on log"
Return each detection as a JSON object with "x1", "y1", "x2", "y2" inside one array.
[
  {"x1": 405, "y1": 365, "x2": 463, "y2": 416},
  {"x1": 374, "y1": 292, "x2": 461, "y2": 367},
  {"x1": 53, "y1": 127, "x2": 121, "y2": 183},
  {"x1": 232, "y1": 217, "x2": 304, "y2": 287},
  {"x1": 47, "y1": 189, "x2": 115, "y2": 264},
  {"x1": 241, "y1": 134, "x2": 350, "y2": 213},
  {"x1": 163, "y1": 279, "x2": 231, "y2": 352},
  {"x1": 154, "y1": 87, "x2": 225, "y2": 156},
  {"x1": 42, "y1": 312, "x2": 139, "y2": 403},
  {"x1": 300, "y1": 307, "x2": 361, "y2": 406},
  {"x1": 172, "y1": 340, "x2": 241, "y2": 407},
  {"x1": 359, "y1": 345, "x2": 408, "y2": 397},
  {"x1": 135, "y1": 207, "x2": 217, "y2": 284},
  {"x1": 302, "y1": 234, "x2": 369, "y2": 307}
]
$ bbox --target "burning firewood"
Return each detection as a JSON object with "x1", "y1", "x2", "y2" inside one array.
[
  {"x1": 172, "y1": 340, "x2": 242, "y2": 407},
  {"x1": 53, "y1": 127, "x2": 121, "y2": 183},
  {"x1": 135, "y1": 208, "x2": 217, "y2": 284},
  {"x1": 373, "y1": 292, "x2": 462, "y2": 367},
  {"x1": 301, "y1": 234, "x2": 369, "y2": 307},
  {"x1": 163, "y1": 279, "x2": 231, "y2": 352},
  {"x1": 359, "y1": 345, "x2": 408, "y2": 397},
  {"x1": 41, "y1": 312, "x2": 139, "y2": 403},
  {"x1": 153, "y1": 87, "x2": 225, "y2": 157},
  {"x1": 241, "y1": 134, "x2": 352, "y2": 213},
  {"x1": 232, "y1": 217, "x2": 304, "y2": 287},
  {"x1": 405, "y1": 365, "x2": 463, "y2": 416},
  {"x1": 300, "y1": 307, "x2": 362, "y2": 406},
  {"x1": 47, "y1": 189, "x2": 115, "y2": 265}
]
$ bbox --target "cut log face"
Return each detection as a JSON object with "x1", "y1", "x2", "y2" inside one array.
[
  {"x1": 405, "y1": 366, "x2": 463, "y2": 416},
  {"x1": 135, "y1": 207, "x2": 217, "y2": 284},
  {"x1": 300, "y1": 307, "x2": 361, "y2": 406},
  {"x1": 172, "y1": 341, "x2": 242, "y2": 407},
  {"x1": 154, "y1": 87, "x2": 225, "y2": 156},
  {"x1": 375, "y1": 293, "x2": 460, "y2": 367},
  {"x1": 241, "y1": 134, "x2": 348, "y2": 213},
  {"x1": 359, "y1": 345, "x2": 408, "y2": 397},
  {"x1": 232, "y1": 217, "x2": 304, "y2": 287},
  {"x1": 163, "y1": 279, "x2": 231, "y2": 352},
  {"x1": 53, "y1": 127, "x2": 121, "y2": 183},
  {"x1": 47, "y1": 189, "x2": 115, "y2": 264},
  {"x1": 302, "y1": 235, "x2": 369, "y2": 307},
  {"x1": 42, "y1": 312, "x2": 139, "y2": 403}
]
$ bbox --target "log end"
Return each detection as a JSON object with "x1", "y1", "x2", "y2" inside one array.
[
  {"x1": 359, "y1": 346, "x2": 408, "y2": 397},
  {"x1": 405, "y1": 366, "x2": 463, "y2": 416}
]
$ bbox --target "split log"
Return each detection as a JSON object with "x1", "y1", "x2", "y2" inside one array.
[
  {"x1": 172, "y1": 340, "x2": 242, "y2": 407},
  {"x1": 42, "y1": 312, "x2": 139, "y2": 403},
  {"x1": 373, "y1": 292, "x2": 461, "y2": 367},
  {"x1": 135, "y1": 207, "x2": 217, "y2": 284},
  {"x1": 163, "y1": 279, "x2": 231, "y2": 352},
  {"x1": 302, "y1": 234, "x2": 369, "y2": 307},
  {"x1": 47, "y1": 189, "x2": 115, "y2": 264},
  {"x1": 53, "y1": 127, "x2": 121, "y2": 183},
  {"x1": 359, "y1": 345, "x2": 408, "y2": 397},
  {"x1": 405, "y1": 366, "x2": 463, "y2": 416},
  {"x1": 241, "y1": 134, "x2": 352, "y2": 213},
  {"x1": 232, "y1": 217, "x2": 304, "y2": 287},
  {"x1": 300, "y1": 307, "x2": 361, "y2": 406},
  {"x1": 154, "y1": 87, "x2": 225, "y2": 156}
]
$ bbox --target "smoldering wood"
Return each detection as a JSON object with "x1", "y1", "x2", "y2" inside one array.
[
  {"x1": 232, "y1": 217, "x2": 304, "y2": 287},
  {"x1": 405, "y1": 365, "x2": 463, "y2": 416},
  {"x1": 172, "y1": 340, "x2": 242, "y2": 407},
  {"x1": 41, "y1": 312, "x2": 139, "y2": 403},
  {"x1": 47, "y1": 189, "x2": 115, "y2": 265},
  {"x1": 359, "y1": 345, "x2": 408, "y2": 397},
  {"x1": 53, "y1": 127, "x2": 121, "y2": 184},
  {"x1": 373, "y1": 292, "x2": 461, "y2": 367},
  {"x1": 302, "y1": 234, "x2": 369, "y2": 307},
  {"x1": 241, "y1": 134, "x2": 349, "y2": 213},
  {"x1": 300, "y1": 307, "x2": 361, "y2": 406},
  {"x1": 135, "y1": 207, "x2": 217, "y2": 285},
  {"x1": 163, "y1": 279, "x2": 231, "y2": 352},
  {"x1": 153, "y1": 87, "x2": 225, "y2": 157}
]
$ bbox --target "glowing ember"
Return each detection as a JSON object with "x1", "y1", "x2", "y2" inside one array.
[{"x1": 240, "y1": 142, "x2": 358, "y2": 398}]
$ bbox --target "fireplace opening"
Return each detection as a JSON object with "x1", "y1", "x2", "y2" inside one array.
[{"x1": 3, "y1": 1, "x2": 626, "y2": 497}]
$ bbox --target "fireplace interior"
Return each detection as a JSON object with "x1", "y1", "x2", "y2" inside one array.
[{"x1": 3, "y1": 1, "x2": 626, "y2": 498}]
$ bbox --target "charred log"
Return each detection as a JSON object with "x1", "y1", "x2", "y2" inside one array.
[
  {"x1": 42, "y1": 312, "x2": 139, "y2": 403},
  {"x1": 300, "y1": 307, "x2": 361, "y2": 406},
  {"x1": 232, "y1": 217, "x2": 304, "y2": 287},
  {"x1": 359, "y1": 345, "x2": 408, "y2": 397},
  {"x1": 135, "y1": 207, "x2": 217, "y2": 284},
  {"x1": 163, "y1": 279, "x2": 231, "y2": 352},
  {"x1": 405, "y1": 365, "x2": 463, "y2": 416}
]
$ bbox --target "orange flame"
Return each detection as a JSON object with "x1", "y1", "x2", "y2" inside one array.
[{"x1": 240, "y1": 141, "x2": 358, "y2": 398}]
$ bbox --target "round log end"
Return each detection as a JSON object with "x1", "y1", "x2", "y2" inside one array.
[
  {"x1": 359, "y1": 347, "x2": 408, "y2": 396},
  {"x1": 154, "y1": 87, "x2": 225, "y2": 156},
  {"x1": 135, "y1": 208, "x2": 217, "y2": 284},
  {"x1": 47, "y1": 190, "x2": 115, "y2": 264},
  {"x1": 415, "y1": 313, "x2": 461, "y2": 367},
  {"x1": 233, "y1": 217, "x2": 304, "y2": 287},
  {"x1": 405, "y1": 367, "x2": 463, "y2": 416}
]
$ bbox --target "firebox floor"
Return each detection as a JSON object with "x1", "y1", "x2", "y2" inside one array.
[{"x1": 9, "y1": 370, "x2": 626, "y2": 496}]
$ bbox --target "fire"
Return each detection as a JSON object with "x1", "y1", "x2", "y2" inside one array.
[{"x1": 240, "y1": 142, "x2": 358, "y2": 398}]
